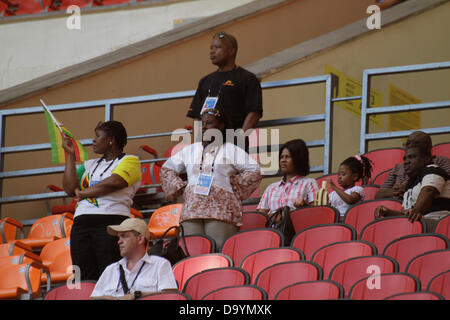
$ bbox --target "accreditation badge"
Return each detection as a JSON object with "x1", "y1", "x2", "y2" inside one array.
[
  {"x1": 200, "y1": 96, "x2": 218, "y2": 114},
  {"x1": 194, "y1": 174, "x2": 214, "y2": 196}
]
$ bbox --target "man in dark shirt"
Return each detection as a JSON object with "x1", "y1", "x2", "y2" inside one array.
[{"x1": 187, "y1": 32, "x2": 263, "y2": 138}]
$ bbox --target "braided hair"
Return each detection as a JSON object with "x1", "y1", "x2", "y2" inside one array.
[
  {"x1": 95, "y1": 121, "x2": 128, "y2": 151},
  {"x1": 341, "y1": 155, "x2": 374, "y2": 184}
]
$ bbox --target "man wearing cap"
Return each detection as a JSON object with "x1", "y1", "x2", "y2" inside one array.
[
  {"x1": 90, "y1": 218, "x2": 177, "y2": 300},
  {"x1": 187, "y1": 31, "x2": 263, "y2": 149}
]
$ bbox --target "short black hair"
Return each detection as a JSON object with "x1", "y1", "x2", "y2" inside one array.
[
  {"x1": 280, "y1": 139, "x2": 310, "y2": 176},
  {"x1": 213, "y1": 31, "x2": 238, "y2": 55},
  {"x1": 95, "y1": 121, "x2": 127, "y2": 151}
]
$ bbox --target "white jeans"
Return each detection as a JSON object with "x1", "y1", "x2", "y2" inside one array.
[{"x1": 181, "y1": 219, "x2": 238, "y2": 251}]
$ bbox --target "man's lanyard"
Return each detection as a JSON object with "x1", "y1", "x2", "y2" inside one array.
[{"x1": 117, "y1": 261, "x2": 146, "y2": 294}]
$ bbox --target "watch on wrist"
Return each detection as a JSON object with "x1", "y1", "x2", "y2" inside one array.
[{"x1": 134, "y1": 291, "x2": 142, "y2": 300}]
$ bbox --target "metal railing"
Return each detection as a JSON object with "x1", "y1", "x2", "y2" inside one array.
[
  {"x1": 0, "y1": 74, "x2": 336, "y2": 219},
  {"x1": 360, "y1": 61, "x2": 450, "y2": 154}
]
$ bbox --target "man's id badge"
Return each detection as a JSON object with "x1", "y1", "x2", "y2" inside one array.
[
  {"x1": 200, "y1": 96, "x2": 218, "y2": 115},
  {"x1": 194, "y1": 174, "x2": 214, "y2": 196}
]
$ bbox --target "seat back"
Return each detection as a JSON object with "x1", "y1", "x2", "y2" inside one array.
[
  {"x1": 311, "y1": 240, "x2": 377, "y2": 279},
  {"x1": 221, "y1": 229, "x2": 283, "y2": 266},
  {"x1": 427, "y1": 270, "x2": 450, "y2": 300},
  {"x1": 405, "y1": 249, "x2": 450, "y2": 289},
  {"x1": 179, "y1": 234, "x2": 216, "y2": 256},
  {"x1": 40, "y1": 238, "x2": 71, "y2": 266},
  {"x1": 255, "y1": 261, "x2": 322, "y2": 300},
  {"x1": 348, "y1": 273, "x2": 419, "y2": 300},
  {"x1": 49, "y1": 250, "x2": 73, "y2": 277},
  {"x1": 433, "y1": 215, "x2": 450, "y2": 239},
  {"x1": 372, "y1": 169, "x2": 391, "y2": 186},
  {"x1": 148, "y1": 204, "x2": 182, "y2": 239},
  {"x1": 0, "y1": 218, "x2": 24, "y2": 243},
  {"x1": 240, "y1": 212, "x2": 269, "y2": 231},
  {"x1": 360, "y1": 216, "x2": 425, "y2": 253},
  {"x1": 28, "y1": 214, "x2": 73, "y2": 239},
  {"x1": 0, "y1": 263, "x2": 42, "y2": 299},
  {"x1": 290, "y1": 206, "x2": 339, "y2": 234},
  {"x1": 183, "y1": 267, "x2": 249, "y2": 300},
  {"x1": 201, "y1": 285, "x2": 267, "y2": 300},
  {"x1": 139, "y1": 291, "x2": 191, "y2": 300},
  {"x1": 0, "y1": 241, "x2": 32, "y2": 257},
  {"x1": 172, "y1": 253, "x2": 232, "y2": 290},
  {"x1": 383, "y1": 233, "x2": 449, "y2": 272},
  {"x1": 343, "y1": 199, "x2": 402, "y2": 237},
  {"x1": 328, "y1": 255, "x2": 398, "y2": 296},
  {"x1": 432, "y1": 142, "x2": 450, "y2": 158},
  {"x1": 44, "y1": 281, "x2": 96, "y2": 300},
  {"x1": 362, "y1": 148, "x2": 405, "y2": 182},
  {"x1": 0, "y1": 253, "x2": 40, "y2": 270},
  {"x1": 240, "y1": 247, "x2": 304, "y2": 284},
  {"x1": 274, "y1": 280, "x2": 344, "y2": 300},
  {"x1": 291, "y1": 224, "x2": 356, "y2": 260},
  {"x1": 361, "y1": 185, "x2": 380, "y2": 201},
  {"x1": 384, "y1": 291, "x2": 444, "y2": 300}
]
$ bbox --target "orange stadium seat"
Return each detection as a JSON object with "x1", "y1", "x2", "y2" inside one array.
[
  {"x1": 0, "y1": 217, "x2": 24, "y2": 244},
  {"x1": 311, "y1": 240, "x2": 377, "y2": 279},
  {"x1": 361, "y1": 147, "x2": 405, "y2": 183},
  {"x1": 0, "y1": 263, "x2": 42, "y2": 299},
  {"x1": 182, "y1": 267, "x2": 249, "y2": 300},
  {"x1": 360, "y1": 216, "x2": 425, "y2": 253},
  {"x1": 343, "y1": 199, "x2": 402, "y2": 237},
  {"x1": 291, "y1": 224, "x2": 356, "y2": 260},
  {"x1": 240, "y1": 248, "x2": 304, "y2": 284},
  {"x1": 427, "y1": 270, "x2": 450, "y2": 300},
  {"x1": 172, "y1": 253, "x2": 232, "y2": 290},
  {"x1": 240, "y1": 211, "x2": 269, "y2": 231},
  {"x1": 348, "y1": 273, "x2": 419, "y2": 300},
  {"x1": 254, "y1": 261, "x2": 322, "y2": 300},
  {"x1": 383, "y1": 233, "x2": 449, "y2": 272},
  {"x1": 0, "y1": 241, "x2": 33, "y2": 257},
  {"x1": 3, "y1": 0, "x2": 45, "y2": 16},
  {"x1": 129, "y1": 208, "x2": 143, "y2": 219},
  {"x1": 274, "y1": 280, "x2": 344, "y2": 300},
  {"x1": 290, "y1": 206, "x2": 339, "y2": 234},
  {"x1": 328, "y1": 255, "x2": 398, "y2": 296},
  {"x1": 148, "y1": 204, "x2": 182, "y2": 239},
  {"x1": 405, "y1": 249, "x2": 450, "y2": 289},
  {"x1": 432, "y1": 142, "x2": 450, "y2": 158},
  {"x1": 39, "y1": 237, "x2": 70, "y2": 268},
  {"x1": 384, "y1": 291, "x2": 444, "y2": 300},
  {"x1": 41, "y1": 249, "x2": 73, "y2": 286},
  {"x1": 178, "y1": 234, "x2": 216, "y2": 256},
  {"x1": 221, "y1": 229, "x2": 283, "y2": 267},
  {"x1": 201, "y1": 285, "x2": 266, "y2": 300},
  {"x1": 44, "y1": 280, "x2": 96, "y2": 300},
  {"x1": 139, "y1": 291, "x2": 191, "y2": 300}
]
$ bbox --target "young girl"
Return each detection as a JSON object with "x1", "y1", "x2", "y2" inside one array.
[{"x1": 328, "y1": 155, "x2": 373, "y2": 218}]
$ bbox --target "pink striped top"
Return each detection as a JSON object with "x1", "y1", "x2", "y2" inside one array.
[{"x1": 257, "y1": 176, "x2": 319, "y2": 214}]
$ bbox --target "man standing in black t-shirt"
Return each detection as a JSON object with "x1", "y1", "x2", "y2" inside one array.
[{"x1": 187, "y1": 32, "x2": 263, "y2": 141}]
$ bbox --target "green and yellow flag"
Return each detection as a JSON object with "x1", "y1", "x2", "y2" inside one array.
[{"x1": 41, "y1": 99, "x2": 89, "y2": 164}]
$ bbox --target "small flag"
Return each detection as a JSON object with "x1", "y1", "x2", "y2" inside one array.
[{"x1": 41, "y1": 99, "x2": 89, "y2": 164}]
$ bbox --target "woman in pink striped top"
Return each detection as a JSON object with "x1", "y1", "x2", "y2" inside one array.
[{"x1": 257, "y1": 139, "x2": 319, "y2": 216}]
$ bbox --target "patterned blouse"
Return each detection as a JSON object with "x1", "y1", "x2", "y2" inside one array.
[{"x1": 160, "y1": 142, "x2": 262, "y2": 227}]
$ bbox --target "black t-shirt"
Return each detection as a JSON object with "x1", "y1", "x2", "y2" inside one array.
[{"x1": 186, "y1": 66, "x2": 263, "y2": 130}]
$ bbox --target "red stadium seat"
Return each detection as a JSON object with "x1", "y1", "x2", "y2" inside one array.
[
  {"x1": 348, "y1": 273, "x2": 419, "y2": 300},
  {"x1": 164, "y1": 142, "x2": 191, "y2": 159},
  {"x1": 361, "y1": 147, "x2": 405, "y2": 183},
  {"x1": 384, "y1": 291, "x2": 444, "y2": 300},
  {"x1": 290, "y1": 206, "x2": 339, "y2": 234},
  {"x1": 221, "y1": 229, "x2": 283, "y2": 267},
  {"x1": 311, "y1": 240, "x2": 377, "y2": 279},
  {"x1": 202, "y1": 285, "x2": 266, "y2": 300},
  {"x1": 44, "y1": 281, "x2": 96, "y2": 300},
  {"x1": 432, "y1": 142, "x2": 450, "y2": 158},
  {"x1": 0, "y1": 217, "x2": 24, "y2": 244},
  {"x1": 433, "y1": 215, "x2": 450, "y2": 239},
  {"x1": 372, "y1": 169, "x2": 391, "y2": 186},
  {"x1": 0, "y1": 1, "x2": 8, "y2": 14},
  {"x1": 291, "y1": 224, "x2": 356, "y2": 260},
  {"x1": 179, "y1": 234, "x2": 216, "y2": 256},
  {"x1": 138, "y1": 144, "x2": 162, "y2": 193},
  {"x1": 3, "y1": 0, "x2": 45, "y2": 16},
  {"x1": 360, "y1": 216, "x2": 425, "y2": 253},
  {"x1": 139, "y1": 291, "x2": 191, "y2": 300},
  {"x1": 240, "y1": 212, "x2": 269, "y2": 231},
  {"x1": 383, "y1": 233, "x2": 449, "y2": 272},
  {"x1": 343, "y1": 199, "x2": 402, "y2": 237},
  {"x1": 48, "y1": 0, "x2": 90, "y2": 11},
  {"x1": 405, "y1": 249, "x2": 450, "y2": 289},
  {"x1": 172, "y1": 253, "x2": 232, "y2": 290},
  {"x1": 92, "y1": 0, "x2": 130, "y2": 6},
  {"x1": 362, "y1": 185, "x2": 380, "y2": 201},
  {"x1": 328, "y1": 255, "x2": 398, "y2": 296},
  {"x1": 182, "y1": 267, "x2": 249, "y2": 300},
  {"x1": 427, "y1": 270, "x2": 450, "y2": 300},
  {"x1": 240, "y1": 247, "x2": 304, "y2": 284},
  {"x1": 254, "y1": 261, "x2": 322, "y2": 300},
  {"x1": 274, "y1": 280, "x2": 344, "y2": 300}
]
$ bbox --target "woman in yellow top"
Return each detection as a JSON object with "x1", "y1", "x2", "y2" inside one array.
[{"x1": 62, "y1": 121, "x2": 142, "y2": 281}]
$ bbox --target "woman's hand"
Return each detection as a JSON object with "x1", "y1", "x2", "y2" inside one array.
[
  {"x1": 374, "y1": 205, "x2": 388, "y2": 219},
  {"x1": 293, "y1": 197, "x2": 306, "y2": 208},
  {"x1": 74, "y1": 188, "x2": 83, "y2": 202},
  {"x1": 327, "y1": 178, "x2": 338, "y2": 191},
  {"x1": 61, "y1": 132, "x2": 75, "y2": 155}
]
